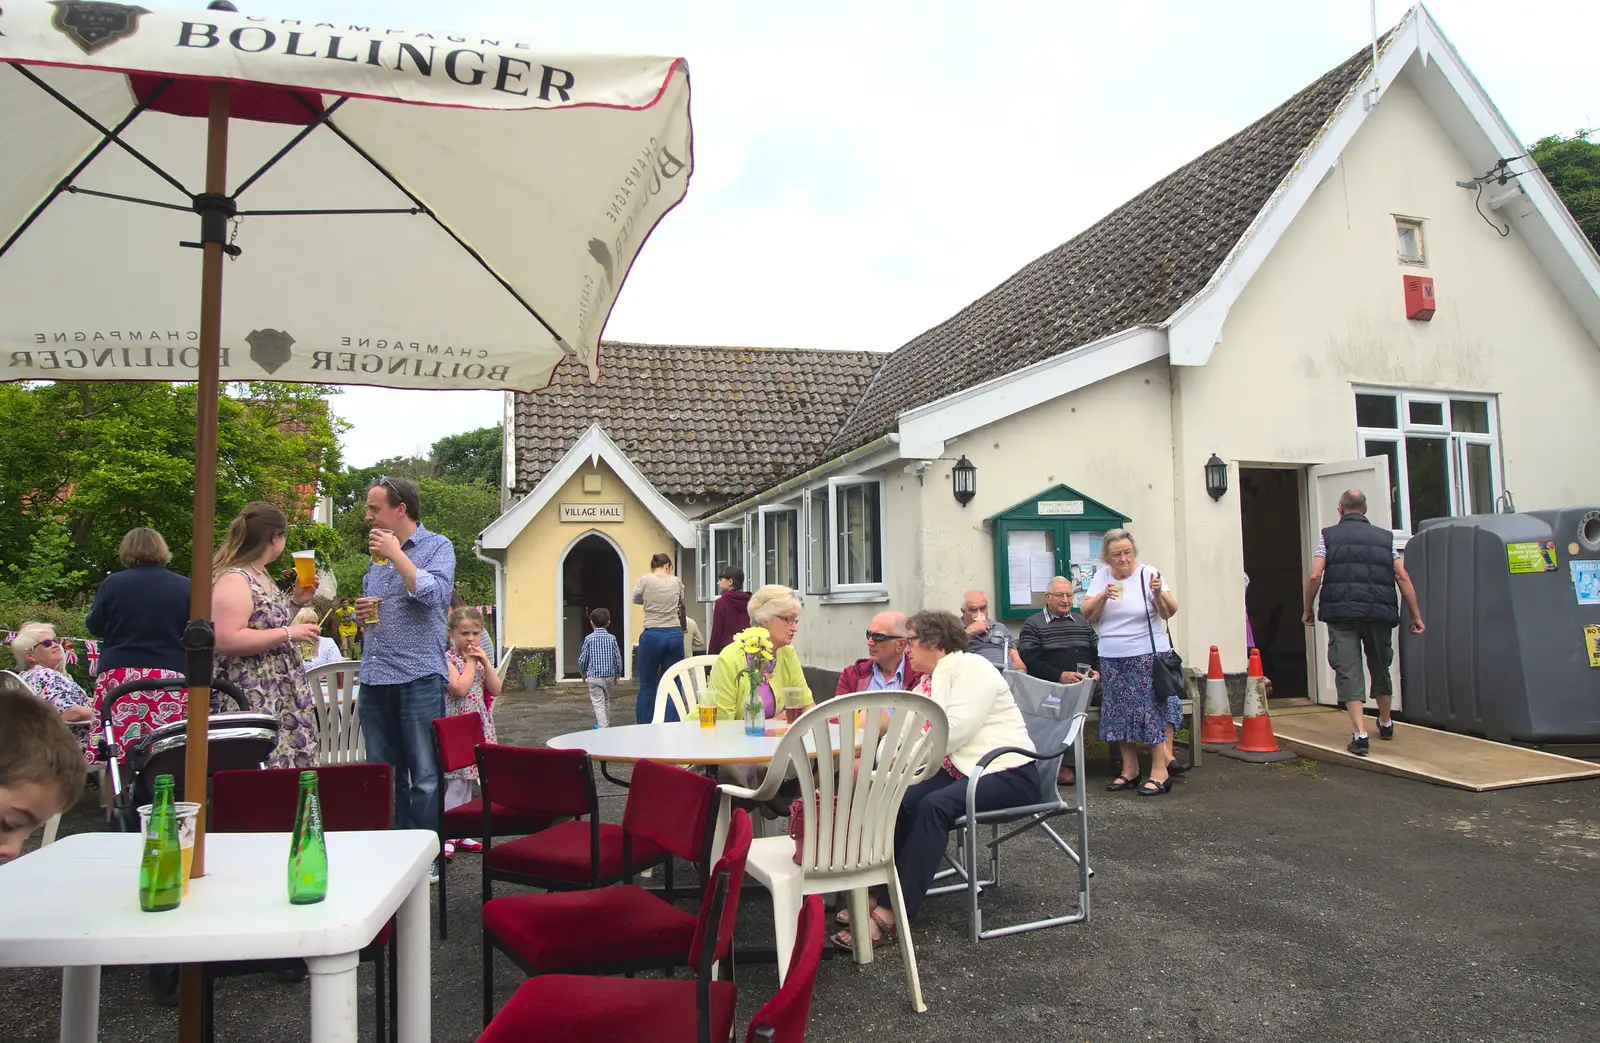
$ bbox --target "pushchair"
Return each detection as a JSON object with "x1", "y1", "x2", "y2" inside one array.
[{"x1": 97, "y1": 675, "x2": 279, "y2": 1005}]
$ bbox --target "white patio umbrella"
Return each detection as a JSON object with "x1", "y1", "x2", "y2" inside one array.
[{"x1": 0, "y1": 0, "x2": 690, "y2": 876}]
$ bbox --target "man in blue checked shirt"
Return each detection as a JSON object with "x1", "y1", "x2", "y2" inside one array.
[{"x1": 356, "y1": 475, "x2": 455, "y2": 874}]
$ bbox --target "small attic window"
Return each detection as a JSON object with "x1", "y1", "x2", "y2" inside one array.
[{"x1": 1395, "y1": 217, "x2": 1425, "y2": 265}]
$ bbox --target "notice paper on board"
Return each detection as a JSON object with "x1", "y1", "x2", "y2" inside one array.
[
  {"x1": 1573, "y1": 561, "x2": 1600, "y2": 606},
  {"x1": 1507, "y1": 541, "x2": 1558, "y2": 574}
]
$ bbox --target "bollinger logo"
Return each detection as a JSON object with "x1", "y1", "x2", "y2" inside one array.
[
  {"x1": 246, "y1": 328, "x2": 295, "y2": 374},
  {"x1": 49, "y1": 1, "x2": 149, "y2": 54}
]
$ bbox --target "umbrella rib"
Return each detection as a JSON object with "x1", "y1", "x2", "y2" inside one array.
[
  {"x1": 63, "y1": 186, "x2": 194, "y2": 213},
  {"x1": 289, "y1": 95, "x2": 567, "y2": 348},
  {"x1": 12, "y1": 65, "x2": 193, "y2": 201},
  {"x1": 0, "y1": 76, "x2": 176, "y2": 260},
  {"x1": 231, "y1": 96, "x2": 350, "y2": 199},
  {"x1": 236, "y1": 207, "x2": 423, "y2": 217}
]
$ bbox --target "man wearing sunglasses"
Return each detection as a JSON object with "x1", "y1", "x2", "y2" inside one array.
[{"x1": 835, "y1": 610, "x2": 925, "y2": 696}]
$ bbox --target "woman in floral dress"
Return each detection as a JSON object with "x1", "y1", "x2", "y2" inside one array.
[
  {"x1": 212, "y1": 502, "x2": 321, "y2": 769},
  {"x1": 443, "y1": 606, "x2": 499, "y2": 855}
]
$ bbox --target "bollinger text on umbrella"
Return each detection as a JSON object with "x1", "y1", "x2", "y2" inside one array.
[{"x1": 175, "y1": 21, "x2": 578, "y2": 101}]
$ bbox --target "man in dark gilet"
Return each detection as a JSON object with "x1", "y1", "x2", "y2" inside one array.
[{"x1": 1301, "y1": 488, "x2": 1426, "y2": 756}]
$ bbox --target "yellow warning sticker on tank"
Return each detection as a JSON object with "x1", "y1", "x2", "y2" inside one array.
[
  {"x1": 1508, "y1": 541, "x2": 1558, "y2": 574},
  {"x1": 1587, "y1": 625, "x2": 1600, "y2": 668}
]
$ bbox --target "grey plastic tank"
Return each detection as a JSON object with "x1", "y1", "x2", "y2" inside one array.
[{"x1": 1399, "y1": 508, "x2": 1600, "y2": 743}]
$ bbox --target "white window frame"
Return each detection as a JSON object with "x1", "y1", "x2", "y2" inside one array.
[
  {"x1": 802, "y1": 487, "x2": 829, "y2": 596},
  {"x1": 1395, "y1": 215, "x2": 1426, "y2": 266},
  {"x1": 827, "y1": 475, "x2": 887, "y2": 594},
  {"x1": 702, "y1": 521, "x2": 746, "y2": 598},
  {"x1": 696, "y1": 527, "x2": 713, "y2": 602},
  {"x1": 757, "y1": 503, "x2": 801, "y2": 589},
  {"x1": 1354, "y1": 387, "x2": 1502, "y2": 538}
]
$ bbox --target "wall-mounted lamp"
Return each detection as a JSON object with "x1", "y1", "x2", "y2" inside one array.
[
  {"x1": 1204, "y1": 453, "x2": 1229, "y2": 501},
  {"x1": 952, "y1": 455, "x2": 977, "y2": 506}
]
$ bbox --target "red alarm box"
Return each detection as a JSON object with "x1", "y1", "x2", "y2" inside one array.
[{"x1": 1403, "y1": 275, "x2": 1436, "y2": 321}]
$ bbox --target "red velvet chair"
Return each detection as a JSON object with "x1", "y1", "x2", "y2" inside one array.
[
  {"x1": 479, "y1": 758, "x2": 721, "y2": 1023},
  {"x1": 477, "y1": 744, "x2": 667, "y2": 901},
  {"x1": 207, "y1": 764, "x2": 395, "y2": 1043},
  {"x1": 478, "y1": 809, "x2": 753, "y2": 1043},
  {"x1": 432, "y1": 715, "x2": 559, "y2": 940},
  {"x1": 744, "y1": 896, "x2": 825, "y2": 1042}
]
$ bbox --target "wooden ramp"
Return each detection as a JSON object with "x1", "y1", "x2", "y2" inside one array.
[{"x1": 1269, "y1": 708, "x2": 1600, "y2": 792}]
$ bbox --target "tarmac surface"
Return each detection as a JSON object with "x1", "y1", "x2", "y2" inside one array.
[{"x1": 6, "y1": 685, "x2": 1599, "y2": 1042}]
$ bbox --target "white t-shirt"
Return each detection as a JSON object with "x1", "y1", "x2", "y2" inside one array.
[{"x1": 1087, "y1": 564, "x2": 1175, "y2": 658}]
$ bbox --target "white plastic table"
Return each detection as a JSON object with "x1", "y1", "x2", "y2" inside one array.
[
  {"x1": 547, "y1": 718, "x2": 843, "y2": 764},
  {"x1": 0, "y1": 829, "x2": 437, "y2": 1043}
]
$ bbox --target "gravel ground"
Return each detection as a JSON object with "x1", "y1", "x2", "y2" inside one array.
[{"x1": 6, "y1": 685, "x2": 1599, "y2": 1043}]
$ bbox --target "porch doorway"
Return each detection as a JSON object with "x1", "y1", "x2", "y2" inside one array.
[
  {"x1": 560, "y1": 532, "x2": 625, "y2": 680},
  {"x1": 1239, "y1": 467, "x2": 1308, "y2": 700}
]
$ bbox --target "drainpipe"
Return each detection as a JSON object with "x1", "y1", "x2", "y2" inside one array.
[
  {"x1": 703, "y1": 433, "x2": 900, "y2": 523},
  {"x1": 473, "y1": 540, "x2": 506, "y2": 657}
]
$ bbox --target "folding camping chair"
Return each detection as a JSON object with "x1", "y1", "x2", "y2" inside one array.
[{"x1": 927, "y1": 672, "x2": 1095, "y2": 941}]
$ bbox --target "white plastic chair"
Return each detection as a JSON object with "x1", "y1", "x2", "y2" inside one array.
[
  {"x1": 651, "y1": 654, "x2": 719, "y2": 723},
  {"x1": 305, "y1": 659, "x2": 364, "y2": 765},
  {"x1": 720, "y1": 690, "x2": 948, "y2": 1013}
]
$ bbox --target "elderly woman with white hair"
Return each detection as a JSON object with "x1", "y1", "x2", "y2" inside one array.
[{"x1": 11, "y1": 622, "x2": 95, "y2": 762}]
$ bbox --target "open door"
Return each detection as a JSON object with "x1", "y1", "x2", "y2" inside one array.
[{"x1": 1306, "y1": 457, "x2": 1399, "y2": 709}]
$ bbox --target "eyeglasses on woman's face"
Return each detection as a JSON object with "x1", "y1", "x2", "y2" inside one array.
[{"x1": 773, "y1": 614, "x2": 799, "y2": 627}]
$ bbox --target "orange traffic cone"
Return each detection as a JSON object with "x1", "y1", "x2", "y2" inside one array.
[
  {"x1": 1235, "y1": 648, "x2": 1280, "y2": 753},
  {"x1": 1199, "y1": 645, "x2": 1239, "y2": 746}
]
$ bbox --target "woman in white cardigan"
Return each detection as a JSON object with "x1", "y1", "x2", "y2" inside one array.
[{"x1": 836, "y1": 609, "x2": 1038, "y2": 951}]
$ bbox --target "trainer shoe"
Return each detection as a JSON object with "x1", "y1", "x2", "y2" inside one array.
[
  {"x1": 1377, "y1": 720, "x2": 1395, "y2": 741},
  {"x1": 1347, "y1": 735, "x2": 1370, "y2": 757}
]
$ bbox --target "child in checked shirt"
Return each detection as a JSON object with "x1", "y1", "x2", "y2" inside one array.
[{"x1": 578, "y1": 607, "x2": 622, "y2": 729}]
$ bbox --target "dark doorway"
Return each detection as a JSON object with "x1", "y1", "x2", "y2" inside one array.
[
  {"x1": 561, "y1": 534, "x2": 624, "y2": 680},
  {"x1": 1239, "y1": 468, "x2": 1308, "y2": 700}
]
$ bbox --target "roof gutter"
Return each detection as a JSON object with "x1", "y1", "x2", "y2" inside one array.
[
  {"x1": 473, "y1": 540, "x2": 506, "y2": 657},
  {"x1": 704, "y1": 433, "x2": 899, "y2": 523}
]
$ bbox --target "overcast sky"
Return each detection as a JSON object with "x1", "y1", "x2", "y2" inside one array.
[{"x1": 267, "y1": 0, "x2": 1598, "y2": 467}]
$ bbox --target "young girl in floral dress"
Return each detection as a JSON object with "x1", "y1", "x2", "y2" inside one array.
[{"x1": 443, "y1": 606, "x2": 499, "y2": 856}]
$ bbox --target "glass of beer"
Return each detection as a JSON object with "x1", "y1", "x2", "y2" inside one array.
[
  {"x1": 782, "y1": 687, "x2": 806, "y2": 724},
  {"x1": 139, "y1": 801, "x2": 200, "y2": 896},
  {"x1": 698, "y1": 703, "x2": 717, "y2": 728},
  {"x1": 370, "y1": 528, "x2": 392, "y2": 567},
  {"x1": 292, "y1": 550, "x2": 316, "y2": 589},
  {"x1": 358, "y1": 597, "x2": 382, "y2": 625},
  {"x1": 1107, "y1": 581, "x2": 1123, "y2": 600}
]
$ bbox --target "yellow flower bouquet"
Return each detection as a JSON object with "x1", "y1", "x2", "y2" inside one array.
[{"x1": 733, "y1": 626, "x2": 776, "y2": 735}]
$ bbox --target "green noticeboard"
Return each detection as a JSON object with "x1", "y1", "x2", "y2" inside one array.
[{"x1": 987, "y1": 485, "x2": 1130, "y2": 622}]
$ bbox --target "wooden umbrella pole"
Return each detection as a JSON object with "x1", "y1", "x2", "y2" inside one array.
[{"x1": 179, "y1": 79, "x2": 231, "y2": 1043}]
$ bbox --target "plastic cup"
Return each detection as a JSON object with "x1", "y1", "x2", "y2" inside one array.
[
  {"x1": 1107, "y1": 582, "x2": 1123, "y2": 601},
  {"x1": 357, "y1": 597, "x2": 383, "y2": 624},
  {"x1": 292, "y1": 550, "x2": 316, "y2": 588},
  {"x1": 139, "y1": 801, "x2": 200, "y2": 896},
  {"x1": 782, "y1": 687, "x2": 806, "y2": 724},
  {"x1": 370, "y1": 528, "x2": 392, "y2": 567},
  {"x1": 698, "y1": 704, "x2": 717, "y2": 729}
]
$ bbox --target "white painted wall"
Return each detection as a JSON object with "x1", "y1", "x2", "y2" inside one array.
[{"x1": 1170, "y1": 68, "x2": 1600, "y2": 668}]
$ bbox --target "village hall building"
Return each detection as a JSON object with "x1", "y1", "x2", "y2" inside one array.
[{"x1": 478, "y1": 6, "x2": 1600, "y2": 706}]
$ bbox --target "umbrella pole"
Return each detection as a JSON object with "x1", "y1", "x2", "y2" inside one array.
[{"x1": 178, "y1": 80, "x2": 230, "y2": 1043}]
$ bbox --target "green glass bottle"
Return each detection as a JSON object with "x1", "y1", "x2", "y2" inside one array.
[
  {"x1": 138, "y1": 774, "x2": 183, "y2": 912},
  {"x1": 287, "y1": 770, "x2": 328, "y2": 905}
]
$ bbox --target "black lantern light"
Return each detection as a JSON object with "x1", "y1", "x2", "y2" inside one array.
[
  {"x1": 952, "y1": 455, "x2": 977, "y2": 506},
  {"x1": 1204, "y1": 453, "x2": 1229, "y2": 501}
]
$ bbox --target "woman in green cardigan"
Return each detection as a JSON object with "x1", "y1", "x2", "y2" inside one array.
[{"x1": 707, "y1": 584, "x2": 813, "y2": 720}]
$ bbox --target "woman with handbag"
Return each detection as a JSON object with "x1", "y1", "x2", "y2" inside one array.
[{"x1": 1081, "y1": 528, "x2": 1183, "y2": 796}]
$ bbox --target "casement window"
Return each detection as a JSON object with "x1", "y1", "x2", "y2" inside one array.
[
  {"x1": 1355, "y1": 390, "x2": 1501, "y2": 535},
  {"x1": 828, "y1": 476, "x2": 884, "y2": 591},
  {"x1": 697, "y1": 521, "x2": 746, "y2": 601},
  {"x1": 758, "y1": 505, "x2": 800, "y2": 589},
  {"x1": 1396, "y1": 216, "x2": 1426, "y2": 265}
]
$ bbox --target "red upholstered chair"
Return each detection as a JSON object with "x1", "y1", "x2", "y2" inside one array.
[
  {"x1": 432, "y1": 715, "x2": 558, "y2": 940},
  {"x1": 479, "y1": 759, "x2": 721, "y2": 1022},
  {"x1": 206, "y1": 765, "x2": 395, "y2": 1043},
  {"x1": 744, "y1": 897, "x2": 826, "y2": 1043},
  {"x1": 477, "y1": 744, "x2": 667, "y2": 901},
  {"x1": 479, "y1": 809, "x2": 754, "y2": 1043}
]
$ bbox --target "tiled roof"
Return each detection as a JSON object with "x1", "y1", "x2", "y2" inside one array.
[
  {"x1": 513, "y1": 342, "x2": 883, "y2": 499},
  {"x1": 827, "y1": 42, "x2": 1380, "y2": 454}
]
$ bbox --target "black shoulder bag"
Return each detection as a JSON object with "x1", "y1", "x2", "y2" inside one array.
[{"x1": 1142, "y1": 567, "x2": 1185, "y2": 703}]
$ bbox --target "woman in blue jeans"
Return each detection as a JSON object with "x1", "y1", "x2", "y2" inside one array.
[{"x1": 631, "y1": 553, "x2": 685, "y2": 723}]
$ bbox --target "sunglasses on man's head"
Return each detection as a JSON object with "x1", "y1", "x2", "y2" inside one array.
[{"x1": 865, "y1": 630, "x2": 905, "y2": 643}]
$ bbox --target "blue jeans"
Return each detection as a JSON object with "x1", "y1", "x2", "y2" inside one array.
[
  {"x1": 634, "y1": 626, "x2": 685, "y2": 724},
  {"x1": 360, "y1": 675, "x2": 446, "y2": 833}
]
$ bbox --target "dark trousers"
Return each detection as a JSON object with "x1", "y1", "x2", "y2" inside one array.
[
  {"x1": 634, "y1": 626, "x2": 685, "y2": 724},
  {"x1": 360, "y1": 675, "x2": 446, "y2": 834},
  {"x1": 892, "y1": 765, "x2": 1039, "y2": 920}
]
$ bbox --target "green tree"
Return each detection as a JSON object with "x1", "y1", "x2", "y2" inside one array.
[
  {"x1": 0, "y1": 381, "x2": 344, "y2": 600},
  {"x1": 430, "y1": 425, "x2": 502, "y2": 486},
  {"x1": 1530, "y1": 130, "x2": 1600, "y2": 255}
]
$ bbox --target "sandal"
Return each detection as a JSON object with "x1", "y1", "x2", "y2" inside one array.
[
  {"x1": 831, "y1": 906, "x2": 897, "y2": 951},
  {"x1": 1137, "y1": 778, "x2": 1172, "y2": 796},
  {"x1": 1105, "y1": 774, "x2": 1140, "y2": 792}
]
